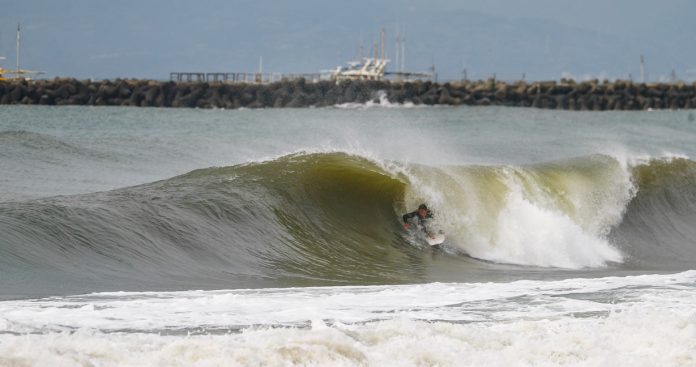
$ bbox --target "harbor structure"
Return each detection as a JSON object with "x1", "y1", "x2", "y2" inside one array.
[
  {"x1": 170, "y1": 28, "x2": 434, "y2": 84},
  {"x1": 169, "y1": 72, "x2": 327, "y2": 84}
]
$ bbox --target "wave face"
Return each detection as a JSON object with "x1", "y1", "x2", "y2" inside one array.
[
  {"x1": 610, "y1": 158, "x2": 696, "y2": 269},
  {"x1": 0, "y1": 153, "x2": 414, "y2": 295},
  {"x1": 2, "y1": 152, "x2": 696, "y2": 295}
]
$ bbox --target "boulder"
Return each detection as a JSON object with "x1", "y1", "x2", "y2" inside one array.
[{"x1": 10, "y1": 84, "x2": 26, "y2": 102}]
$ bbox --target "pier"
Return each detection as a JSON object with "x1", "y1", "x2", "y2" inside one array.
[{"x1": 170, "y1": 72, "x2": 326, "y2": 84}]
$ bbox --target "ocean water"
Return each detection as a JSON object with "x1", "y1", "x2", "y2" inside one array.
[{"x1": 1, "y1": 104, "x2": 696, "y2": 366}]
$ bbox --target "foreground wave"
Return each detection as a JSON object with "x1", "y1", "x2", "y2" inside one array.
[{"x1": 2, "y1": 152, "x2": 696, "y2": 295}]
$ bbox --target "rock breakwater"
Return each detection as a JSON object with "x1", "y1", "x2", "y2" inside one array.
[{"x1": 1, "y1": 78, "x2": 695, "y2": 110}]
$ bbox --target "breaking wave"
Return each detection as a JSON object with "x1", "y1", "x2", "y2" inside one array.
[{"x1": 2, "y1": 152, "x2": 696, "y2": 295}]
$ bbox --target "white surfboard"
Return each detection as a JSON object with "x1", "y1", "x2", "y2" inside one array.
[{"x1": 426, "y1": 232, "x2": 445, "y2": 246}]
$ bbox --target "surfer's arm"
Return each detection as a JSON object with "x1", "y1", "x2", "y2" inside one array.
[
  {"x1": 402, "y1": 211, "x2": 417, "y2": 223},
  {"x1": 402, "y1": 211, "x2": 417, "y2": 229}
]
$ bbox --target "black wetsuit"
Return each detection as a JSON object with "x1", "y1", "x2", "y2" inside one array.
[{"x1": 402, "y1": 210, "x2": 433, "y2": 232}]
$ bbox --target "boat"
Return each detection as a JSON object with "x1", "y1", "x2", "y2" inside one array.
[
  {"x1": 0, "y1": 24, "x2": 43, "y2": 81},
  {"x1": 331, "y1": 57, "x2": 389, "y2": 82},
  {"x1": 331, "y1": 29, "x2": 389, "y2": 82},
  {"x1": 0, "y1": 57, "x2": 6, "y2": 81},
  {"x1": 329, "y1": 28, "x2": 434, "y2": 83}
]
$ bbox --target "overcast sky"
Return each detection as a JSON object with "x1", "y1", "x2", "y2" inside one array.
[{"x1": 1, "y1": 0, "x2": 695, "y2": 81}]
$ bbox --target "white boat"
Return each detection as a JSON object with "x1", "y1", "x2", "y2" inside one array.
[
  {"x1": 331, "y1": 28, "x2": 389, "y2": 82},
  {"x1": 331, "y1": 57, "x2": 389, "y2": 82}
]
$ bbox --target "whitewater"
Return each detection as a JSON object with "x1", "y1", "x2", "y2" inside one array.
[{"x1": 1, "y1": 105, "x2": 696, "y2": 366}]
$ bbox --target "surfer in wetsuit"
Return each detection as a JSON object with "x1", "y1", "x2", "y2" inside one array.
[
  {"x1": 402, "y1": 204, "x2": 433, "y2": 233},
  {"x1": 403, "y1": 204, "x2": 445, "y2": 249}
]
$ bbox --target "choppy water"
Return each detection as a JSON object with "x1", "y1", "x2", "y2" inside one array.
[{"x1": 1, "y1": 104, "x2": 696, "y2": 366}]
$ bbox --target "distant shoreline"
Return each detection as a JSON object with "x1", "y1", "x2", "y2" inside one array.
[{"x1": 1, "y1": 78, "x2": 695, "y2": 110}]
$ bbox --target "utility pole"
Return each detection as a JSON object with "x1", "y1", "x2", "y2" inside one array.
[
  {"x1": 640, "y1": 55, "x2": 645, "y2": 83},
  {"x1": 395, "y1": 27, "x2": 406, "y2": 73},
  {"x1": 400, "y1": 31, "x2": 405, "y2": 72},
  {"x1": 395, "y1": 27, "x2": 400, "y2": 73},
  {"x1": 16, "y1": 23, "x2": 20, "y2": 76}
]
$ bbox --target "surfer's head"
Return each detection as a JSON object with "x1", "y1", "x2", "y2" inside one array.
[{"x1": 418, "y1": 204, "x2": 428, "y2": 218}]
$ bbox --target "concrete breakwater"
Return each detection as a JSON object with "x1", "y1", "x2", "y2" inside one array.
[{"x1": 1, "y1": 78, "x2": 695, "y2": 110}]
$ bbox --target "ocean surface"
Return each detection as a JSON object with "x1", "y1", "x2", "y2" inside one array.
[{"x1": 1, "y1": 103, "x2": 696, "y2": 365}]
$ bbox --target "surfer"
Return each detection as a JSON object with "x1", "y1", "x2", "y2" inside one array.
[
  {"x1": 402, "y1": 204, "x2": 433, "y2": 233},
  {"x1": 403, "y1": 204, "x2": 445, "y2": 249}
]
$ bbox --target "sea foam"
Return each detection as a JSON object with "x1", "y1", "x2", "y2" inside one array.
[{"x1": 1, "y1": 272, "x2": 695, "y2": 366}]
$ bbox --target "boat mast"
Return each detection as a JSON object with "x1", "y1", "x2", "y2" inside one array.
[
  {"x1": 380, "y1": 28, "x2": 385, "y2": 63},
  {"x1": 395, "y1": 27, "x2": 400, "y2": 73}
]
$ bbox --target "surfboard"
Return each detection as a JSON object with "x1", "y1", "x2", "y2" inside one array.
[{"x1": 426, "y1": 232, "x2": 445, "y2": 246}]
